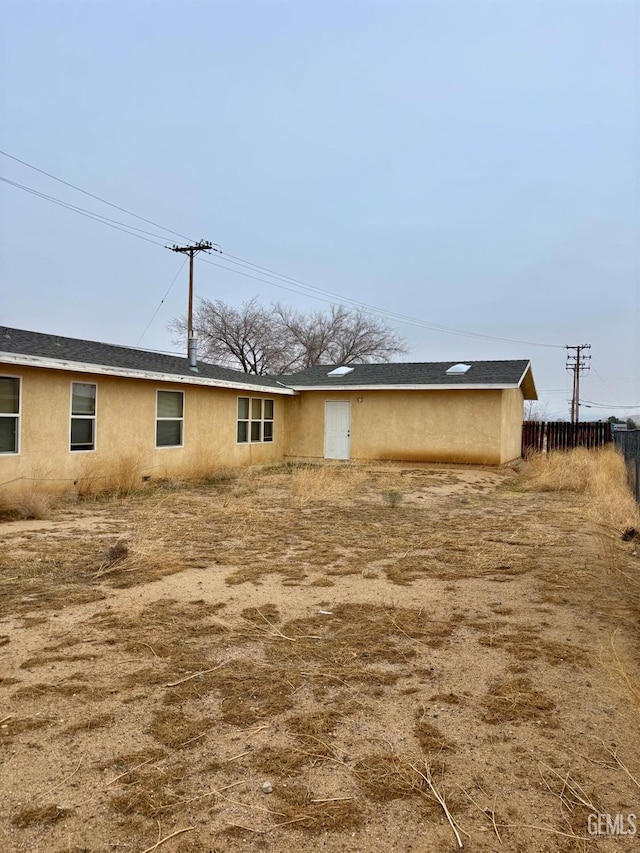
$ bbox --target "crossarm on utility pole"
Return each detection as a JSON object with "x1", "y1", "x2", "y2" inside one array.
[{"x1": 168, "y1": 240, "x2": 217, "y2": 358}]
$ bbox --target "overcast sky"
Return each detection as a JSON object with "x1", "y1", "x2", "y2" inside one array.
[{"x1": 0, "y1": 0, "x2": 638, "y2": 420}]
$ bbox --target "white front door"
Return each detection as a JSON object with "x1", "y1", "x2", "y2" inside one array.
[{"x1": 324, "y1": 401, "x2": 351, "y2": 460}]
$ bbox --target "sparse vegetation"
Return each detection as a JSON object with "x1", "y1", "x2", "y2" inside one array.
[
  {"x1": 1, "y1": 459, "x2": 639, "y2": 851},
  {"x1": 520, "y1": 445, "x2": 640, "y2": 532},
  {"x1": 0, "y1": 486, "x2": 52, "y2": 521},
  {"x1": 381, "y1": 488, "x2": 404, "y2": 507}
]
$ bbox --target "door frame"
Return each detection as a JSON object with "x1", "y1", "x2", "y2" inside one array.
[{"x1": 323, "y1": 400, "x2": 351, "y2": 460}]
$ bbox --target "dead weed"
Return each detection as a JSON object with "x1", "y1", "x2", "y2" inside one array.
[{"x1": 482, "y1": 676, "x2": 556, "y2": 724}]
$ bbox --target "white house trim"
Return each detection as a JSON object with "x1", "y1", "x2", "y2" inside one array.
[{"x1": 0, "y1": 352, "x2": 297, "y2": 396}]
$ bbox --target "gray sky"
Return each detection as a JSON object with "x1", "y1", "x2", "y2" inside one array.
[{"x1": 1, "y1": 0, "x2": 638, "y2": 420}]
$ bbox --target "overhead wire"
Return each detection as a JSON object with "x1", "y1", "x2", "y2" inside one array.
[
  {"x1": 199, "y1": 255, "x2": 563, "y2": 348},
  {"x1": 218, "y1": 252, "x2": 564, "y2": 349},
  {"x1": 0, "y1": 150, "x2": 568, "y2": 349},
  {"x1": 0, "y1": 176, "x2": 167, "y2": 247},
  {"x1": 202, "y1": 251, "x2": 565, "y2": 348},
  {"x1": 582, "y1": 400, "x2": 640, "y2": 410},
  {"x1": 591, "y1": 366, "x2": 623, "y2": 406},
  {"x1": 0, "y1": 149, "x2": 193, "y2": 242},
  {"x1": 137, "y1": 257, "x2": 188, "y2": 345}
]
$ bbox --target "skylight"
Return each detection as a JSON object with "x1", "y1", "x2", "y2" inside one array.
[
  {"x1": 446, "y1": 363, "x2": 472, "y2": 376},
  {"x1": 327, "y1": 366, "x2": 355, "y2": 377}
]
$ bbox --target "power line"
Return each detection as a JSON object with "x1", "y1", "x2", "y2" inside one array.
[
  {"x1": 137, "y1": 257, "x2": 188, "y2": 346},
  {"x1": 199, "y1": 255, "x2": 563, "y2": 348},
  {"x1": 1, "y1": 151, "x2": 565, "y2": 350},
  {"x1": 591, "y1": 366, "x2": 622, "y2": 407},
  {"x1": 206, "y1": 252, "x2": 564, "y2": 349},
  {"x1": 0, "y1": 176, "x2": 167, "y2": 247},
  {"x1": 582, "y1": 400, "x2": 640, "y2": 410},
  {"x1": 0, "y1": 149, "x2": 193, "y2": 242}
]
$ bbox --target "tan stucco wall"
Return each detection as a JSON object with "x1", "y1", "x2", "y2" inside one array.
[
  {"x1": 285, "y1": 388, "x2": 524, "y2": 465},
  {"x1": 0, "y1": 366, "x2": 285, "y2": 493},
  {"x1": 500, "y1": 388, "x2": 525, "y2": 463},
  {"x1": 1, "y1": 363, "x2": 528, "y2": 494}
]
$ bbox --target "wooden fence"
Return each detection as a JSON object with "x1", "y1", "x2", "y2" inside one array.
[{"x1": 521, "y1": 421, "x2": 612, "y2": 456}]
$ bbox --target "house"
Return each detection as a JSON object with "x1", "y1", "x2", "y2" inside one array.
[
  {"x1": 0, "y1": 326, "x2": 536, "y2": 491},
  {"x1": 0, "y1": 326, "x2": 294, "y2": 490},
  {"x1": 283, "y1": 360, "x2": 536, "y2": 465}
]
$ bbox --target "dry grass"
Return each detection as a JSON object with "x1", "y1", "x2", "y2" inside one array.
[
  {"x1": 0, "y1": 487, "x2": 53, "y2": 521},
  {"x1": 165, "y1": 452, "x2": 241, "y2": 486},
  {"x1": 147, "y1": 709, "x2": 216, "y2": 750},
  {"x1": 0, "y1": 464, "x2": 532, "y2": 619},
  {"x1": 109, "y1": 762, "x2": 189, "y2": 817},
  {"x1": 521, "y1": 446, "x2": 640, "y2": 532},
  {"x1": 2, "y1": 460, "x2": 640, "y2": 850},
  {"x1": 270, "y1": 782, "x2": 363, "y2": 832},
  {"x1": 414, "y1": 715, "x2": 455, "y2": 754},
  {"x1": 61, "y1": 712, "x2": 116, "y2": 736},
  {"x1": 103, "y1": 452, "x2": 147, "y2": 495},
  {"x1": 0, "y1": 716, "x2": 51, "y2": 744},
  {"x1": 482, "y1": 676, "x2": 557, "y2": 724},
  {"x1": 287, "y1": 464, "x2": 368, "y2": 507},
  {"x1": 354, "y1": 753, "x2": 422, "y2": 802},
  {"x1": 519, "y1": 446, "x2": 640, "y2": 711},
  {"x1": 95, "y1": 747, "x2": 167, "y2": 774},
  {"x1": 251, "y1": 744, "x2": 309, "y2": 776},
  {"x1": 11, "y1": 804, "x2": 72, "y2": 828},
  {"x1": 476, "y1": 625, "x2": 589, "y2": 666},
  {"x1": 381, "y1": 489, "x2": 404, "y2": 508},
  {"x1": 73, "y1": 456, "x2": 105, "y2": 498},
  {"x1": 188, "y1": 658, "x2": 296, "y2": 726}
]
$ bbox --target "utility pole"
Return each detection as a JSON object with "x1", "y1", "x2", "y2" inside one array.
[
  {"x1": 566, "y1": 344, "x2": 591, "y2": 424},
  {"x1": 168, "y1": 240, "x2": 217, "y2": 364}
]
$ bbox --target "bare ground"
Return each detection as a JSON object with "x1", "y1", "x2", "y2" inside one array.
[{"x1": 0, "y1": 463, "x2": 638, "y2": 853}]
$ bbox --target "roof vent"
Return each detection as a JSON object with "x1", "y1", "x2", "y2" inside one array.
[
  {"x1": 327, "y1": 366, "x2": 355, "y2": 377},
  {"x1": 446, "y1": 363, "x2": 471, "y2": 376}
]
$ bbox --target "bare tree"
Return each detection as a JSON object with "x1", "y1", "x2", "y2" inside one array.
[
  {"x1": 170, "y1": 298, "x2": 407, "y2": 374},
  {"x1": 275, "y1": 303, "x2": 407, "y2": 368},
  {"x1": 524, "y1": 400, "x2": 551, "y2": 421}
]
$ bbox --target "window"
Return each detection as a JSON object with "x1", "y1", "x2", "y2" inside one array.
[
  {"x1": 0, "y1": 376, "x2": 20, "y2": 454},
  {"x1": 237, "y1": 397, "x2": 274, "y2": 443},
  {"x1": 70, "y1": 382, "x2": 97, "y2": 451},
  {"x1": 156, "y1": 390, "x2": 184, "y2": 447}
]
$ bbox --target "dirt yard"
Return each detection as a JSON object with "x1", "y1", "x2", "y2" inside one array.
[{"x1": 0, "y1": 461, "x2": 638, "y2": 853}]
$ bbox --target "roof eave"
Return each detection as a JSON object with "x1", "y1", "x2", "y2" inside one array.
[
  {"x1": 518, "y1": 362, "x2": 538, "y2": 401},
  {"x1": 0, "y1": 352, "x2": 296, "y2": 395},
  {"x1": 285, "y1": 382, "x2": 525, "y2": 392}
]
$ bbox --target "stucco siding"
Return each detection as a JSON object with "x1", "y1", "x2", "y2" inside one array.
[
  {"x1": 1, "y1": 362, "x2": 529, "y2": 489},
  {"x1": 285, "y1": 389, "x2": 507, "y2": 465},
  {"x1": 0, "y1": 366, "x2": 284, "y2": 492},
  {"x1": 499, "y1": 388, "x2": 525, "y2": 463}
]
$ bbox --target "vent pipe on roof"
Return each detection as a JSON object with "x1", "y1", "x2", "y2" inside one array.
[{"x1": 188, "y1": 333, "x2": 198, "y2": 372}]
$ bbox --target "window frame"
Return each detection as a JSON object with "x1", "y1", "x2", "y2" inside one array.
[
  {"x1": 0, "y1": 375, "x2": 21, "y2": 456},
  {"x1": 69, "y1": 381, "x2": 97, "y2": 453},
  {"x1": 237, "y1": 396, "x2": 274, "y2": 444},
  {"x1": 156, "y1": 389, "x2": 185, "y2": 449}
]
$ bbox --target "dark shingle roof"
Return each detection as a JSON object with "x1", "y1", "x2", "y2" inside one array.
[
  {"x1": 0, "y1": 327, "x2": 288, "y2": 391},
  {"x1": 284, "y1": 360, "x2": 534, "y2": 389},
  {"x1": 0, "y1": 327, "x2": 537, "y2": 399}
]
